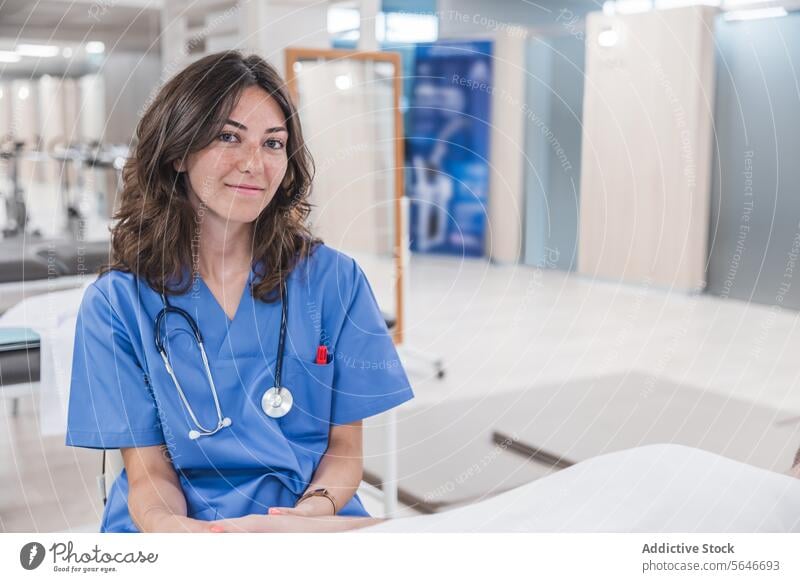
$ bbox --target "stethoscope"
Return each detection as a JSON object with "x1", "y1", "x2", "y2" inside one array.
[{"x1": 154, "y1": 279, "x2": 293, "y2": 440}]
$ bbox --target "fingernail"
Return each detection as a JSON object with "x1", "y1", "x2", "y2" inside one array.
[
  {"x1": 268, "y1": 508, "x2": 281, "y2": 515},
  {"x1": 210, "y1": 525, "x2": 224, "y2": 533}
]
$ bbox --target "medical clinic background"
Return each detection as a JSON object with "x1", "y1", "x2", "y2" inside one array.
[{"x1": 1, "y1": 0, "x2": 800, "y2": 540}]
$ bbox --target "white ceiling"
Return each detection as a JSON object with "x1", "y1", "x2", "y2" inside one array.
[
  {"x1": 0, "y1": 0, "x2": 162, "y2": 77},
  {"x1": 0, "y1": 0, "x2": 162, "y2": 52}
]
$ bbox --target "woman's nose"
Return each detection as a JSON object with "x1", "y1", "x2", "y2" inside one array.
[{"x1": 237, "y1": 142, "x2": 264, "y2": 174}]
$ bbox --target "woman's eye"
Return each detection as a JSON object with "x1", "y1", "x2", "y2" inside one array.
[
  {"x1": 219, "y1": 132, "x2": 239, "y2": 143},
  {"x1": 265, "y1": 139, "x2": 285, "y2": 150}
]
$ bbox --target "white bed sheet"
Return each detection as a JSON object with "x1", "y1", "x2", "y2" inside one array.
[{"x1": 361, "y1": 444, "x2": 800, "y2": 532}]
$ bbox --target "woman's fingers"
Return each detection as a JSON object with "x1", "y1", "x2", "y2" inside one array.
[{"x1": 267, "y1": 506, "x2": 302, "y2": 516}]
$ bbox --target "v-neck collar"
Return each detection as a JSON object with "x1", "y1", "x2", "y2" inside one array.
[{"x1": 196, "y1": 265, "x2": 256, "y2": 325}]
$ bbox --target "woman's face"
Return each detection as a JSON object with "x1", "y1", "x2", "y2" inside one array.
[{"x1": 176, "y1": 85, "x2": 289, "y2": 226}]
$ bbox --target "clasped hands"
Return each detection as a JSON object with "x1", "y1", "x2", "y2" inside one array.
[
  {"x1": 154, "y1": 494, "x2": 380, "y2": 533},
  {"x1": 209, "y1": 493, "x2": 335, "y2": 533}
]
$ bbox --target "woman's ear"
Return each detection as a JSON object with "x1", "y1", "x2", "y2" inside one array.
[{"x1": 172, "y1": 159, "x2": 186, "y2": 173}]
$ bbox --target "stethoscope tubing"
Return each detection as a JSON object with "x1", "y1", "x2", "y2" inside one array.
[{"x1": 154, "y1": 278, "x2": 288, "y2": 438}]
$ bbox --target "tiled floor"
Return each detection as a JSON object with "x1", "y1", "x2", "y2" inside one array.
[
  {"x1": 3, "y1": 252, "x2": 800, "y2": 531},
  {"x1": 0, "y1": 395, "x2": 105, "y2": 532},
  {"x1": 363, "y1": 252, "x2": 800, "y2": 416}
]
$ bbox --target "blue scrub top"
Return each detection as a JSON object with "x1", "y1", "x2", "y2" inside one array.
[{"x1": 65, "y1": 243, "x2": 414, "y2": 532}]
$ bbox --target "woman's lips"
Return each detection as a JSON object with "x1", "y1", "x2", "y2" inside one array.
[{"x1": 226, "y1": 183, "x2": 264, "y2": 196}]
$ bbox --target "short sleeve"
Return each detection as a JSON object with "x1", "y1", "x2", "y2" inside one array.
[
  {"x1": 331, "y1": 262, "x2": 414, "y2": 425},
  {"x1": 65, "y1": 283, "x2": 165, "y2": 449}
]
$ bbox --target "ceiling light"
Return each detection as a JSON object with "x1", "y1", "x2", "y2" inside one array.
[
  {"x1": 0, "y1": 51, "x2": 21, "y2": 63},
  {"x1": 16, "y1": 44, "x2": 59, "y2": 57},
  {"x1": 86, "y1": 41, "x2": 105, "y2": 54}
]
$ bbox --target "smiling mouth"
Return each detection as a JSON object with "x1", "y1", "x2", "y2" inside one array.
[{"x1": 225, "y1": 183, "x2": 264, "y2": 194}]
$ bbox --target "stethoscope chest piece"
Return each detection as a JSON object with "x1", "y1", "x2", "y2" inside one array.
[{"x1": 262, "y1": 386, "x2": 293, "y2": 418}]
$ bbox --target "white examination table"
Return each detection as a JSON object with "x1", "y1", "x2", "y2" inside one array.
[{"x1": 361, "y1": 444, "x2": 800, "y2": 532}]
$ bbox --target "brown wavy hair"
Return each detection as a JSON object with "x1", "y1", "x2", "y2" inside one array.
[{"x1": 101, "y1": 50, "x2": 320, "y2": 302}]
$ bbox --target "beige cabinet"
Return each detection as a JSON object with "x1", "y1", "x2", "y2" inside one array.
[{"x1": 578, "y1": 6, "x2": 717, "y2": 290}]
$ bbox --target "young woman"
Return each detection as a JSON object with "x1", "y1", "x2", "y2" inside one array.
[{"x1": 65, "y1": 51, "x2": 414, "y2": 533}]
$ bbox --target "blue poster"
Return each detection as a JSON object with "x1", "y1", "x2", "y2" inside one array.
[{"x1": 407, "y1": 40, "x2": 493, "y2": 257}]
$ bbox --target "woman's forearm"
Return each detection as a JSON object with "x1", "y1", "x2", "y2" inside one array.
[
  {"x1": 301, "y1": 438, "x2": 363, "y2": 514},
  {"x1": 127, "y1": 474, "x2": 189, "y2": 532},
  {"x1": 279, "y1": 515, "x2": 387, "y2": 532},
  {"x1": 212, "y1": 513, "x2": 388, "y2": 533}
]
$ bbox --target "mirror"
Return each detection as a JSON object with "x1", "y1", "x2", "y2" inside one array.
[{"x1": 285, "y1": 48, "x2": 405, "y2": 343}]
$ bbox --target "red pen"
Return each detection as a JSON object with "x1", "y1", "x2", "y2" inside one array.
[{"x1": 315, "y1": 345, "x2": 328, "y2": 365}]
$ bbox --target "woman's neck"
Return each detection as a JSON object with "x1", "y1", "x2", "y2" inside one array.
[{"x1": 193, "y1": 211, "x2": 254, "y2": 282}]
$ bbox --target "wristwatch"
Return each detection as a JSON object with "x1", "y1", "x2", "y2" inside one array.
[{"x1": 296, "y1": 488, "x2": 337, "y2": 514}]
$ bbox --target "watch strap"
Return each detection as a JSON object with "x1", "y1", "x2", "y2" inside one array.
[{"x1": 296, "y1": 488, "x2": 337, "y2": 514}]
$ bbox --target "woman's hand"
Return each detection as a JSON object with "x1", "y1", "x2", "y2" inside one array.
[
  {"x1": 210, "y1": 514, "x2": 300, "y2": 533},
  {"x1": 209, "y1": 514, "x2": 383, "y2": 533},
  {"x1": 149, "y1": 512, "x2": 222, "y2": 533},
  {"x1": 267, "y1": 495, "x2": 334, "y2": 517}
]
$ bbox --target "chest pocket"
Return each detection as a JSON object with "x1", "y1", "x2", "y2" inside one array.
[{"x1": 276, "y1": 354, "x2": 334, "y2": 442}]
